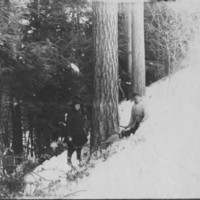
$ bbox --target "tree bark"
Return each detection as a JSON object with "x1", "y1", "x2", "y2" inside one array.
[
  {"x1": 0, "y1": 88, "x2": 12, "y2": 148},
  {"x1": 124, "y1": 2, "x2": 133, "y2": 99},
  {"x1": 91, "y1": 0, "x2": 119, "y2": 150},
  {"x1": 131, "y1": 1, "x2": 146, "y2": 96}
]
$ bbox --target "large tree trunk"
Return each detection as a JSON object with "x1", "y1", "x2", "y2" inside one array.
[
  {"x1": 131, "y1": 1, "x2": 146, "y2": 96},
  {"x1": 91, "y1": 0, "x2": 119, "y2": 151}
]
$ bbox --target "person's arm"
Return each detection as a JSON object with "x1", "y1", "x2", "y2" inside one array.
[
  {"x1": 126, "y1": 105, "x2": 135, "y2": 129},
  {"x1": 141, "y1": 104, "x2": 148, "y2": 122},
  {"x1": 66, "y1": 112, "x2": 73, "y2": 141}
]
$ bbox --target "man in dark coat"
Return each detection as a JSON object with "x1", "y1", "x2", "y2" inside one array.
[{"x1": 65, "y1": 99, "x2": 88, "y2": 165}]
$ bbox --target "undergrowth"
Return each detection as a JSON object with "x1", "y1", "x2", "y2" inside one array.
[{"x1": 0, "y1": 159, "x2": 38, "y2": 198}]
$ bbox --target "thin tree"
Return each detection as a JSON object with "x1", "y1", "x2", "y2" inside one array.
[
  {"x1": 91, "y1": 0, "x2": 119, "y2": 151},
  {"x1": 11, "y1": 98, "x2": 23, "y2": 159},
  {"x1": 0, "y1": 0, "x2": 14, "y2": 152},
  {"x1": 123, "y1": 1, "x2": 133, "y2": 99},
  {"x1": 0, "y1": 88, "x2": 12, "y2": 148},
  {"x1": 0, "y1": 0, "x2": 24, "y2": 160},
  {"x1": 131, "y1": 0, "x2": 146, "y2": 96}
]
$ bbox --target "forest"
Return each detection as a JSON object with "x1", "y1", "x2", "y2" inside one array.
[{"x1": 0, "y1": 0, "x2": 200, "y2": 198}]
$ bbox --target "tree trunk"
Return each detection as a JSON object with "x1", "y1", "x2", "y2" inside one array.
[
  {"x1": 37, "y1": 0, "x2": 40, "y2": 18},
  {"x1": 0, "y1": 88, "x2": 12, "y2": 148},
  {"x1": 0, "y1": 147, "x2": 3, "y2": 174},
  {"x1": 30, "y1": 124, "x2": 34, "y2": 157},
  {"x1": 131, "y1": 1, "x2": 146, "y2": 96},
  {"x1": 91, "y1": 0, "x2": 119, "y2": 151},
  {"x1": 124, "y1": 2, "x2": 133, "y2": 99},
  {"x1": 11, "y1": 99, "x2": 23, "y2": 158}
]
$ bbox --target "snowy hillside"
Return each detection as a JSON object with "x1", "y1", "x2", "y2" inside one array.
[{"x1": 22, "y1": 63, "x2": 200, "y2": 199}]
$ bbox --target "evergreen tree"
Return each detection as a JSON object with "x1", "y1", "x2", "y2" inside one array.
[
  {"x1": 0, "y1": 0, "x2": 23, "y2": 156},
  {"x1": 18, "y1": 0, "x2": 93, "y2": 156},
  {"x1": 91, "y1": 0, "x2": 119, "y2": 150}
]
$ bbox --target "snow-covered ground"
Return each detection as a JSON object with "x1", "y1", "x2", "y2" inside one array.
[{"x1": 21, "y1": 59, "x2": 200, "y2": 198}]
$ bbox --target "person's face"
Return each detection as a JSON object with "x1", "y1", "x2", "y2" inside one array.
[
  {"x1": 134, "y1": 95, "x2": 141, "y2": 104},
  {"x1": 74, "y1": 103, "x2": 81, "y2": 110}
]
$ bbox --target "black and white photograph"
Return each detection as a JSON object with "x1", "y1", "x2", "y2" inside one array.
[{"x1": 1, "y1": 0, "x2": 200, "y2": 199}]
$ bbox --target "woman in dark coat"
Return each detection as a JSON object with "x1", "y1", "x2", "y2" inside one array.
[{"x1": 65, "y1": 100, "x2": 88, "y2": 165}]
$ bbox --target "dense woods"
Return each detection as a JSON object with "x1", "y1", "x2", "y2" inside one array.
[{"x1": 1, "y1": 0, "x2": 200, "y2": 197}]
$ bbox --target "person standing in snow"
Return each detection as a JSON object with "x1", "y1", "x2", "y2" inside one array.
[
  {"x1": 65, "y1": 99, "x2": 88, "y2": 165},
  {"x1": 120, "y1": 92, "x2": 147, "y2": 137}
]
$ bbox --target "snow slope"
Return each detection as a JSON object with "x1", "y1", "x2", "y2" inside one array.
[
  {"x1": 22, "y1": 63, "x2": 200, "y2": 199},
  {"x1": 72, "y1": 65, "x2": 200, "y2": 199}
]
